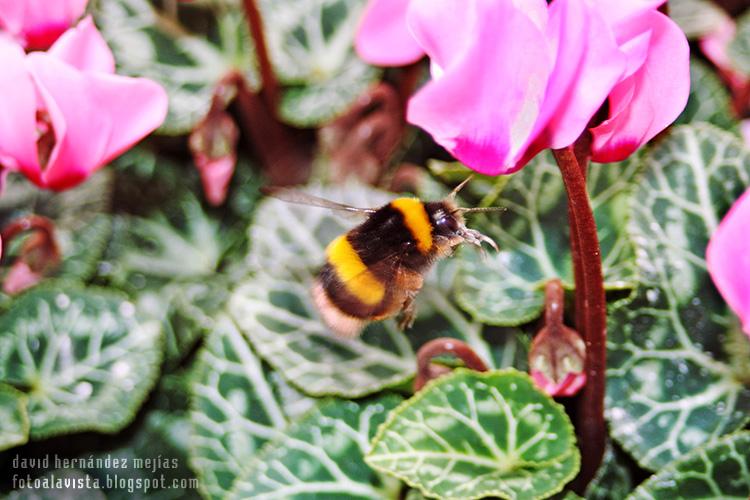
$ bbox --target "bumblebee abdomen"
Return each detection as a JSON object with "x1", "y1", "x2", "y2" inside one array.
[{"x1": 324, "y1": 235, "x2": 385, "y2": 308}]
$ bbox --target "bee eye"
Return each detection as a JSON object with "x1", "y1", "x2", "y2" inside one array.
[{"x1": 436, "y1": 215, "x2": 459, "y2": 232}]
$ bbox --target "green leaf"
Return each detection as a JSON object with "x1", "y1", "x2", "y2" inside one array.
[
  {"x1": 670, "y1": 0, "x2": 730, "y2": 39},
  {"x1": 97, "y1": 0, "x2": 258, "y2": 135},
  {"x1": 728, "y1": 10, "x2": 750, "y2": 75},
  {"x1": 674, "y1": 59, "x2": 739, "y2": 132},
  {"x1": 189, "y1": 316, "x2": 314, "y2": 499},
  {"x1": 0, "y1": 383, "x2": 29, "y2": 451},
  {"x1": 0, "y1": 287, "x2": 163, "y2": 438},
  {"x1": 607, "y1": 124, "x2": 750, "y2": 470},
  {"x1": 229, "y1": 394, "x2": 403, "y2": 499},
  {"x1": 628, "y1": 431, "x2": 750, "y2": 499},
  {"x1": 455, "y1": 152, "x2": 639, "y2": 325},
  {"x1": 366, "y1": 369, "x2": 579, "y2": 500},
  {"x1": 105, "y1": 194, "x2": 223, "y2": 285},
  {"x1": 279, "y1": 61, "x2": 380, "y2": 127},
  {"x1": 259, "y1": 0, "x2": 381, "y2": 126}
]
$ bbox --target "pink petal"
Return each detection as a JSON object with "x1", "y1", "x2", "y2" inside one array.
[
  {"x1": 26, "y1": 53, "x2": 167, "y2": 190},
  {"x1": 48, "y1": 16, "x2": 114, "y2": 74},
  {"x1": 592, "y1": 0, "x2": 665, "y2": 28},
  {"x1": 532, "y1": 0, "x2": 627, "y2": 150},
  {"x1": 0, "y1": 35, "x2": 39, "y2": 177},
  {"x1": 406, "y1": 0, "x2": 553, "y2": 174},
  {"x1": 707, "y1": 189, "x2": 750, "y2": 337},
  {"x1": 591, "y1": 11, "x2": 690, "y2": 162},
  {"x1": 196, "y1": 156, "x2": 236, "y2": 206},
  {"x1": 0, "y1": 0, "x2": 88, "y2": 49},
  {"x1": 408, "y1": 0, "x2": 547, "y2": 71},
  {"x1": 531, "y1": 370, "x2": 586, "y2": 397},
  {"x1": 355, "y1": 0, "x2": 423, "y2": 66}
]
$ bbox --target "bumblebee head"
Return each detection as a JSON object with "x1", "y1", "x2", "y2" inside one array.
[{"x1": 425, "y1": 200, "x2": 499, "y2": 253}]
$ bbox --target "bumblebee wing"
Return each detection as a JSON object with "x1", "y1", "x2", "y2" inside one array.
[{"x1": 261, "y1": 187, "x2": 376, "y2": 215}]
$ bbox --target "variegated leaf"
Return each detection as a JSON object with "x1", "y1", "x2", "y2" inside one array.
[
  {"x1": 366, "y1": 369, "x2": 579, "y2": 500},
  {"x1": 229, "y1": 395, "x2": 403, "y2": 499},
  {"x1": 0, "y1": 287, "x2": 162, "y2": 438},
  {"x1": 607, "y1": 124, "x2": 750, "y2": 470}
]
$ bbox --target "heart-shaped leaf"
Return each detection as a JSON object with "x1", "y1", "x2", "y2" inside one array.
[
  {"x1": 189, "y1": 316, "x2": 314, "y2": 500},
  {"x1": 366, "y1": 369, "x2": 579, "y2": 500},
  {"x1": 674, "y1": 59, "x2": 739, "y2": 132},
  {"x1": 258, "y1": 0, "x2": 381, "y2": 126},
  {"x1": 628, "y1": 431, "x2": 750, "y2": 499},
  {"x1": 0, "y1": 383, "x2": 29, "y2": 451},
  {"x1": 228, "y1": 394, "x2": 403, "y2": 499},
  {"x1": 607, "y1": 124, "x2": 750, "y2": 470},
  {"x1": 97, "y1": 0, "x2": 258, "y2": 135},
  {"x1": 455, "y1": 152, "x2": 639, "y2": 325},
  {"x1": 0, "y1": 287, "x2": 163, "y2": 438}
]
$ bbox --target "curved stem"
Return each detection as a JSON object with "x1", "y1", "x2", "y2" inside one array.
[
  {"x1": 414, "y1": 338, "x2": 488, "y2": 391},
  {"x1": 552, "y1": 146, "x2": 607, "y2": 491}
]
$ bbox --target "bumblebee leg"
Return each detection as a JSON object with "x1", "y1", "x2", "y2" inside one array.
[{"x1": 398, "y1": 294, "x2": 418, "y2": 331}]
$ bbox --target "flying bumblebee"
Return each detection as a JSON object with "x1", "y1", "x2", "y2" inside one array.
[{"x1": 262, "y1": 178, "x2": 499, "y2": 337}]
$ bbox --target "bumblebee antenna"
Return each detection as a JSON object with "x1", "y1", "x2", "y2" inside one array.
[
  {"x1": 453, "y1": 206, "x2": 506, "y2": 214},
  {"x1": 447, "y1": 175, "x2": 474, "y2": 200}
]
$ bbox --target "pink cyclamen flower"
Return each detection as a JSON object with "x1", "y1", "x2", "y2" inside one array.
[
  {"x1": 0, "y1": 0, "x2": 88, "y2": 49},
  {"x1": 707, "y1": 189, "x2": 750, "y2": 337},
  {"x1": 356, "y1": 0, "x2": 689, "y2": 174},
  {"x1": 0, "y1": 17, "x2": 168, "y2": 191}
]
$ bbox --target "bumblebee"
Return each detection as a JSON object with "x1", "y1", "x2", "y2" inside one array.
[{"x1": 263, "y1": 178, "x2": 499, "y2": 337}]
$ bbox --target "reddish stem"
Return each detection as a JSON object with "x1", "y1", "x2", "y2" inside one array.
[
  {"x1": 241, "y1": 0, "x2": 279, "y2": 114},
  {"x1": 414, "y1": 338, "x2": 488, "y2": 391},
  {"x1": 397, "y1": 62, "x2": 423, "y2": 110},
  {"x1": 569, "y1": 130, "x2": 592, "y2": 352},
  {"x1": 2, "y1": 215, "x2": 57, "y2": 247},
  {"x1": 552, "y1": 146, "x2": 607, "y2": 491},
  {"x1": 544, "y1": 278, "x2": 564, "y2": 326},
  {"x1": 230, "y1": 72, "x2": 311, "y2": 185}
]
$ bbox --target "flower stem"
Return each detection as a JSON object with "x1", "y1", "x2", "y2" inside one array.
[
  {"x1": 552, "y1": 146, "x2": 607, "y2": 491},
  {"x1": 241, "y1": 0, "x2": 279, "y2": 114}
]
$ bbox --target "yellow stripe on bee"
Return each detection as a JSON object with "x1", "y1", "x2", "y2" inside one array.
[
  {"x1": 325, "y1": 235, "x2": 385, "y2": 306},
  {"x1": 391, "y1": 198, "x2": 433, "y2": 254}
]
